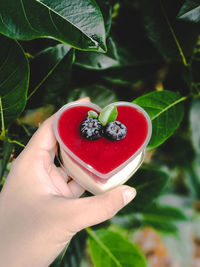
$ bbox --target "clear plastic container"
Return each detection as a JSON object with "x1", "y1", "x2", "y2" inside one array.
[{"x1": 53, "y1": 101, "x2": 152, "y2": 195}]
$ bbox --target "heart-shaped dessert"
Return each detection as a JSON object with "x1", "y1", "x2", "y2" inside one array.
[{"x1": 53, "y1": 101, "x2": 152, "y2": 194}]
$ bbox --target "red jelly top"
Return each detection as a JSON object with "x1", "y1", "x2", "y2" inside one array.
[{"x1": 58, "y1": 105, "x2": 148, "y2": 174}]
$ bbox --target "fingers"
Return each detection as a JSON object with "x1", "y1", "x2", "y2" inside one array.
[
  {"x1": 23, "y1": 97, "x2": 90, "y2": 158},
  {"x1": 76, "y1": 97, "x2": 90, "y2": 103},
  {"x1": 67, "y1": 185, "x2": 136, "y2": 231},
  {"x1": 48, "y1": 165, "x2": 85, "y2": 198},
  {"x1": 67, "y1": 180, "x2": 85, "y2": 198},
  {"x1": 25, "y1": 113, "x2": 57, "y2": 156}
]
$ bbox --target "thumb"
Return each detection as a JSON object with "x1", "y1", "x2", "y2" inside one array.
[{"x1": 70, "y1": 185, "x2": 136, "y2": 231}]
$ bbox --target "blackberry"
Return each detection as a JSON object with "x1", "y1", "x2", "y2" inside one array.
[
  {"x1": 105, "y1": 121, "x2": 127, "y2": 141},
  {"x1": 80, "y1": 118, "x2": 103, "y2": 140}
]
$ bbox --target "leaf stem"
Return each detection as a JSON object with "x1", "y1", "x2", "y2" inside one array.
[
  {"x1": 7, "y1": 138, "x2": 25, "y2": 148},
  {"x1": 17, "y1": 119, "x2": 31, "y2": 136},
  {"x1": 152, "y1": 95, "x2": 188, "y2": 120},
  {"x1": 0, "y1": 97, "x2": 6, "y2": 140},
  {"x1": 158, "y1": 0, "x2": 189, "y2": 67},
  {"x1": 86, "y1": 227, "x2": 121, "y2": 266}
]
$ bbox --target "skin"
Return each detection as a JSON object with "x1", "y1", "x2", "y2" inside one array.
[{"x1": 0, "y1": 98, "x2": 136, "y2": 267}]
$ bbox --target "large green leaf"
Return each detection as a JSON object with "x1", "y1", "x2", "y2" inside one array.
[
  {"x1": 141, "y1": 203, "x2": 188, "y2": 221},
  {"x1": 28, "y1": 43, "x2": 74, "y2": 107},
  {"x1": 178, "y1": 0, "x2": 200, "y2": 23},
  {"x1": 0, "y1": 0, "x2": 106, "y2": 52},
  {"x1": 75, "y1": 36, "x2": 162, "y2": 73},
  {"x1": 189, "y1": 98, "x2": 200, "y2": 155},
  {"x1": 119, "y1": 168, "x2": 169, "y2": 214},
  {"x1": 133, "y1": 90, "x2": 185, "y2": 149},
  {"x1": 158, "y1": 135, "x2": 195, "y2": 169},
  {"x1": 67, "y1": 84, "x2": 118, "y2": 108},
  {"x1": 101, "y1": 61, "x2": 161, "y2": 85},
  {"x1": 139, "y1": 204, "x2": 188, "y2": 233},
  {"x1": 88, "y1": 228, "x2": 147, "y2": 267},
  {"x1": 140, "y1": 0, "x2": 199, "y2": 63},
  {"x1": 113, "y1": 204, "x2": 187, "y2": 234},
  {"x1": 0, "y1": 34, "x2": 29, "y2": 127},
  {"x1": 139, "y1": 218, "x2": 178, "y2": 234},
  {"x1": 75, "y1": 37, "x2": 119, "y2": 70},
  {"x1": 95, "y1": 0, "x2": 112, "y2": 37}
]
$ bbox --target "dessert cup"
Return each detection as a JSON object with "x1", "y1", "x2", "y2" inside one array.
[{"x1": 53, "y1": 101, "x2": 152, "y2": 195}]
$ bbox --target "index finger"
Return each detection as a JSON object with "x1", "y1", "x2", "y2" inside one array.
[
  {"x1": 26, "y1": 113, "x2": 57, "y2": 154},
  {"x1": 24, "y1": 97, "x2": 91, "y2": 157}
]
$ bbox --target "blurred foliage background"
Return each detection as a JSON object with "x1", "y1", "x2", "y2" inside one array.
[{"x1": 1, "y1": 0, "x2": 200, "y2": 266}]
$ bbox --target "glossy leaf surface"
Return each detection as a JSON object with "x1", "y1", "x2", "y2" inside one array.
[
  {"x1": 0, "y1": 0, "x2": 106, "y2": 52},
  {"x1": 0, "y1": 34, "x2": 29, "y2": 127},
  {"x1": 88, "y1": 229, "x2": 147, "y2": 267},
  {"x1": 134, "y1": 90, "x2": 185, "y2": 149}
]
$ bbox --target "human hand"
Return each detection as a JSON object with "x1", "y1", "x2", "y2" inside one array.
[{"x1": 0, "y1": 98, "x2": 136, "y2": 267}]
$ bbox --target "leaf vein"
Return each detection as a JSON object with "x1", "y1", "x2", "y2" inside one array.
[
  {"x1": 20, "y1": 0, "x2": 39, "y2": 33},
  {"x1": 151, "y1": 96, "x2": 187, "y2": 120},
  {"x1": 0, "y1": 66, "x2": 20, "y2": 89},
  {"x1": 35, "y1": 0, "x2": 95, "y2": 44},
  {"x1": 0, "y1": 49, "x2": 11, "y2": 73},
  {"x1": 87, "y1": 228, "x2": 122, "y2": 267}
]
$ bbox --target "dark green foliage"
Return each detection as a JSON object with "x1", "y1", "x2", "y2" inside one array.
[
  {"x1": 120, "y1": 168, "x2": 170, "y2": 213},
  {"x1": 88, "y1": 228, "x2": 147, "y2": 267},
  {"x1": 0, "y1": 0, "x2": 200, "y2": 266},
  {"x1": 133, "y1": 90, "x2": 185, "y2": 149},
  {"x1": 0, "y1": 35, "x2": 29, "y2": 127},
  {"x1": 50, "y1": 230, "x2": 87, "y2": 267},
  {"x1": 0, "y1": 0, "x2": 106, "y2": 51}
]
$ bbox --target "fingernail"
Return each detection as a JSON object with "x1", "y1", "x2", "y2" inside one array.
[
  {"x1": 122, "y1": 187, "x2": 136, "y2": 205},
  {"x1": 78, "y1": 97, "x2": 90, "y2": 102}
]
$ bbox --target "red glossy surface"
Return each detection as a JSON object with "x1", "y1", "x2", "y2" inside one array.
[{"x1": 58, "y1": 105, "x2": 148, "y2": 174}]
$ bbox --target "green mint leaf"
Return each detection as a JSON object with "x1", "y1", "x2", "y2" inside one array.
[
  {"x1": 99, "y1": 104, "x2": 118, "y2": 126},
  {"x1": 88, "y1": 110, "x2": 98, "y2": 119}
]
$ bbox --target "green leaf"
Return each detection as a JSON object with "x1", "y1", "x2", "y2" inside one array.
[
  {"x1": 141, "y1": 218, "x2": 179, "y2": 234},
  {"x1": 88, "y1": 110, "x2": 98, "y2": 119},
  {"x1": 177, "y1": 0, "x2": 200, "y2": 23},
  {"x1": 120, "y1": 168, "x2": 169, "y2": 214},
  {"x1": 28, "y1": 44, "x2": 74, "y2": 107},
  {"x1": 142, "y1": 203, "x2": 188, "y2": 222},
  {"x1": 75, "y1": 37, "x2": 119, "y2": 70},
  {"x1": 95, "y1": 0, "x2": 112, "y2": 37},
  {"x1": 67, "y1": 84, "x2": 118, "y2": 108},
  {"x1": 101, "y1": 62, "x2": 161, "y2": 85},
  {"x1": 158, "y1": 135, "x2": 195, "y2": 169},
  {"x1": 88, "y1": 228, "x2": 147, "y2": 267},
  {"x1": 99, "y1": 104, "x2": 118, "y2": 126},
  {"x1": 133, "y1": 90, "x2": 185, "y2": 149},
  {"x1": 113, "y1": 203, "x2": 187, "y2": 233},
  {"x1": 0, "y1": 34, "x2": 29, "y2": 127},
  {"x1": 120, "y1": 215, "x2": 178, "y2": 233},
  {"x1": 189, "y1": 98, "x2": 200, "y2": 155},
  {"x1": 140, "y1": 0, "x2": 198, "y2": 64},
  {"x1": 0, "y1": 0, "x2": 106, "y2": 52},
  {"x1": 50, "y1": 230, "x2": 87, "y2": 267}
]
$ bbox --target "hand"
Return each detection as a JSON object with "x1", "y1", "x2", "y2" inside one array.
[{"x1": 0, "y1": 98, "x2": 136, "y2": 267}]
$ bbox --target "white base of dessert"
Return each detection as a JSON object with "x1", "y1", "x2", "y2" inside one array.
[{"x1": 60, "y1": 149, "x2": 145, "y2": 195}]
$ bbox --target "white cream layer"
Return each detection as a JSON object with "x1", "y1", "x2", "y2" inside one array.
[{"x1": 60, "y1": 149, "x2": 144, "y2": 195}]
